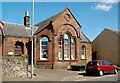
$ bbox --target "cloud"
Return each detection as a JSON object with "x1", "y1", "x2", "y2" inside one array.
[
  {"x1": 95, "y1": 3, "x2": 112, "y2": 11},
  {"x1": 91, "y1": 0, "x2": 119, "y2": 11}
]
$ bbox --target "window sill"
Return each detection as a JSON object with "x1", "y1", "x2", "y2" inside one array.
[
  {"x1": 37, "y1": 60, "x2": 49, "y2": 62},
  {"x1": 57, "y1": 59, "x2": 78, "y2": 62},
  {"x1": 81, "y1": 59, "x2": 86, "y2": 60}
]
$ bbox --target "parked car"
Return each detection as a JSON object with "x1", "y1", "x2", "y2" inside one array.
[{"x1": 86, "y1": 60, "x2": 118, "y2": 76}]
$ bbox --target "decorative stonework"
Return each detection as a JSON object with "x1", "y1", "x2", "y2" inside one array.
[{"x1": 64, "y1": 14, "x2": 70, "y2": 21}]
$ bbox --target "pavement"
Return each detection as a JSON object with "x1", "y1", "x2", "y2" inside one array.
[
  {"x1": 2, "y1": 68, "x2": 86, "y2": 81},
  {"x1": 2, "y1": 67, "x2": 120, "y2": 81}
]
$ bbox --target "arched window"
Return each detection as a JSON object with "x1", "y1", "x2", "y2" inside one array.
[
  {"x1": 58, "y1": 33, "x2": 76, "y2": 61},
  {"x1": 40, "y1": 37, "x2": 48, "y2": 60},
  {"x1": 58, "y1": 37, "x2": 63, "y2": 60},
  {"x1": 64, "y1": 34, "x2": 70, "y2": 60},
  {"x1": 71, "y1": 38, "x2": 75, "y2": 60},
  {"x1": 81, "y1": 45, "x2": 86, "y2": 59},
  {"x1": 15, "y1": 41, "x2": 24, "y2": 55}
]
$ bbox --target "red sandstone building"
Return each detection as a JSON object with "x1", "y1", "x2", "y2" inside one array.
[
  {"x1": 34, "y1": 8, "x2": 92, "y2": 69},
  {"x1": 0, "y1": 8, "x2": 92, "y2": 69}
]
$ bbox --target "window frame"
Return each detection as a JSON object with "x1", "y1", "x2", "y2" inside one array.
[
  {"x1": 58, "y1": 37, "x2": 63, "y2": 60},
  {"x1": 40, "y1": 37, "x2": 49, "y2": 61},
  {"x1": 71, "y1": 37, "x2": 75, "y2": 60},
  {"x1": 64, "y1": 33, "x2": 71, "y2": 60},
  {"x1": 58, "y1": 33, "x2": 76, "y2": 61},
  {"x1": 81, "y1": 45, "x2": 86, "y2": 60}
]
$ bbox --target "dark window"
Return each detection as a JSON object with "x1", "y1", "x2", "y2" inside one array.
[
  {"x1": 101, "y1": 61, "x2": 107, "y2": 65},
  {"x1": 106, "y1": 61, "x2": 112, "y2": 65},
  {"x1": 15, "y1": 41, "x2": 24, "y2": 55},
  {"x1": 88, "y1": 61, "x2": 97, "y2": 66}
]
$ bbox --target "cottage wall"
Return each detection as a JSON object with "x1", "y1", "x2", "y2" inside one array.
[{"x1": 3, "y1": 36, "x2": 29, "y2": 56}]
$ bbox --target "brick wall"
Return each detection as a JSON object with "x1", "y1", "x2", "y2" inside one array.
[
  {"x1": 3, "y1": 36, "x2": 29, "y2": 56},
  {"x1": 81, "y1": 42, "x2": 92, "y2": 65}
]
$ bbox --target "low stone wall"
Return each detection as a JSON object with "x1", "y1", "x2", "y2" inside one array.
[{"x1": 2, "y1": 56, "x2": 28, "y2": 78}]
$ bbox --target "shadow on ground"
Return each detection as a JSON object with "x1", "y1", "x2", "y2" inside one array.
[{"x1": 78, "y1": 72, "x2": 116, "y2": 77}]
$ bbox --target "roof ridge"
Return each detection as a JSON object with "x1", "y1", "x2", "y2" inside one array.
[
  {"x1": 105, "y1": 28, "x2": 120, "y2": 35},
  {"x1": 3, "y1": 21, "x2": 24, "y2": 26},
  {"x1": 34, "y1": 10, "x2": 64, "y2": 34},
  {"x1": 105, "y1": 28, "x2": 119, "y2": 32},
  {"x1": 81, "y1": 32, "x2": 91, "y2": 43},
  {"x1": 35, "y1": 11, "x2": 63, "y2": 26}
]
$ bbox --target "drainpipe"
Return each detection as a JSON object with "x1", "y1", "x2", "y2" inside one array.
[{"x1": 51, "y1": 21, "x2": 54, "y2": 69}]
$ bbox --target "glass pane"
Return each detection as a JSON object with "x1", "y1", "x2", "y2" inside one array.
[
  {"x1": 64, "y1": 34, "x2": 70, "y2": 60},
  {"x1": 71, "y1": 38, "x2": 75, "y2": 60},
  {"x1": 81, "y1": 46, "x2": 86, "y2": 59},
  {"x1": 58, "y1": 37, "x2": 63, "y2": 60},
  {"x1": 40, "y1": 37, "x2": 48, "y2": 60}
]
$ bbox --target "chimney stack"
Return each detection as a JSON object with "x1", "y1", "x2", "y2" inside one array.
[{"x1": 24, "y1": 10, "x2": 30, "y2": 27}]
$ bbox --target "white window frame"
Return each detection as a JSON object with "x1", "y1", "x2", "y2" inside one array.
[
  {"x1": 71, "y1": 38, "x2": 75, "y2": 60},
  {"x1": 81, "y1": 45, "x2": 86, "y2": 59},
  {"x1": 40, "y1": 37, "x2": 48, "y2": 61},
  {"x1": 64, "y1": 34, "x2": 70, "y2": 60}
]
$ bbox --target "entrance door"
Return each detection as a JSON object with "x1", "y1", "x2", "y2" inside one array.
[{"x1": 92, "y1": 51, "x2": 97, "y2": 60}]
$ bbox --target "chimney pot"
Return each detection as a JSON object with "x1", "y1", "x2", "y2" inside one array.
[
  {"x1": 24, "y1": 10, "x2": 30, "y2": 27},
  {"x1": 25, "y1": 10, "x2": 29, "y2": 16}
]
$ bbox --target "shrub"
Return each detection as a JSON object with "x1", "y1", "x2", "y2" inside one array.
[{"x1": 20, "y1": 52, "x2": 27, "y2": 59}]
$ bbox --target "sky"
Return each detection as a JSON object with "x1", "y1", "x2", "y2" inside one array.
[{"x1": 1, "y1": 1, "x2": 119, "y2": 41}]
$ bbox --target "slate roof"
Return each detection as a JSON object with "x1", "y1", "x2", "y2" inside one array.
[
  {"x1": 80, "y1": 32, "x2": 91, "y2": 43},
  {"x1": 3, "y1": 22, "x2": 31, "y2": 37},
  {"x1": 35, "y1": 12, "x2": 62, "y2": 34}
]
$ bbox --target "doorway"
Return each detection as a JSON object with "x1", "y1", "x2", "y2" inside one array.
[
  {"x1": 15, "y1": 41, "x2": 24, "y2": 55},
  {"x1": 92, "y1": 51, "x2": 97, "y2": 60}
]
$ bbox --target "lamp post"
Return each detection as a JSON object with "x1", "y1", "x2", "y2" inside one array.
[{"x1": 31, "y1": 0, "x2": 34, "y2": 78}]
